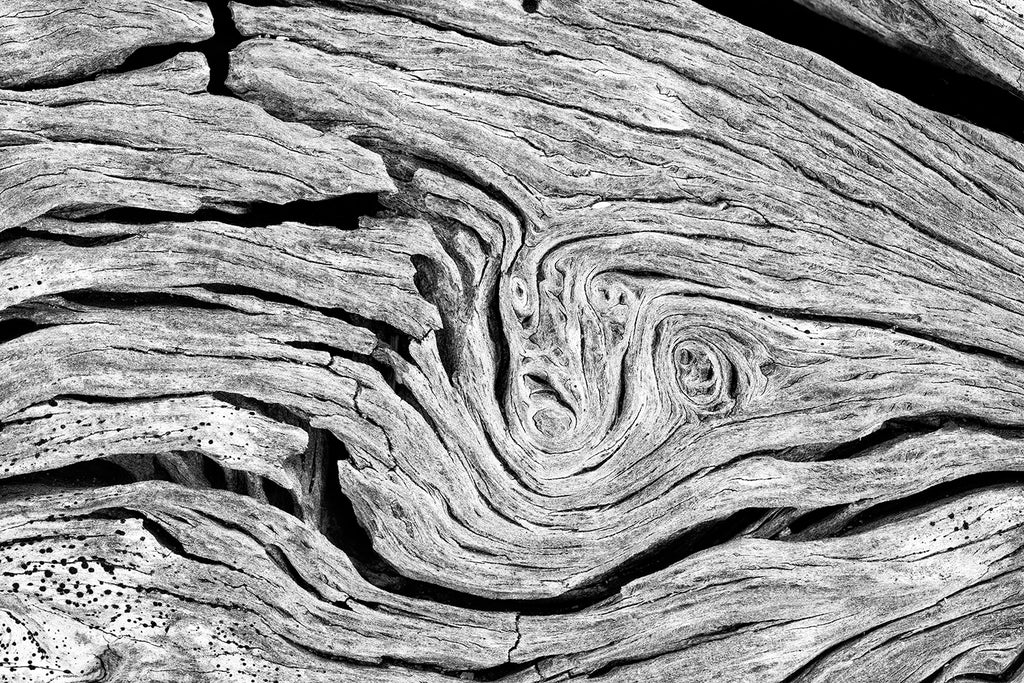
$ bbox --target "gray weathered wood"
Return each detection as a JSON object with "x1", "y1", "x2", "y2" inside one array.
[
  {"x1": 2, "y1": 0, "x2": 1024, "y2": 681},
  {"x1": 0, "y1": 54, "x2": 393, "y2": 229},
  {"x1": 792, "y1": 0, "x2": 1024, "y2": 98},
  {"x1": 0, "y1": 0, "x2": 214, "y2": 88}
]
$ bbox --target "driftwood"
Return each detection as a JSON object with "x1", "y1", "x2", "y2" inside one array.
[
  {"x1": 792, "y1": 0, "x2": 1024, "y2": 98},
  {"x1": 2, "y1": 0, "x2": 1024, "y2": 681}
]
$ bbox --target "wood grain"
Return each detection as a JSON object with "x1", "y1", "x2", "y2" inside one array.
[
  {"x1": 2, "y1": 0, "x2": 1023, "y2": 681},
  {"x1": 0, "y1": 54, "x2": 393, "y2": 230},
  {"x1": 792, "y1": 0, "x2": 1024, "y2": 99},
  {"x1": 0, "y1": 0, "x2": 215, "y2": 88}
]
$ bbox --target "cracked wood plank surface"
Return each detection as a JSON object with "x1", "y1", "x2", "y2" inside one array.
[{"x1": 2, "y1": 0, "x2": 1024, "y2": 682}]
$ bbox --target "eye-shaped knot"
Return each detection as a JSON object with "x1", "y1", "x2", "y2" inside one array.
[{"x1": 672, "y1": 338, "x2": 738, "y2": 417}]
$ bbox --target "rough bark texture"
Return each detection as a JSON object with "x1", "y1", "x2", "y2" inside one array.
[{"x1": 2, "y1": 1, "x2": 1024, "y2": 682}]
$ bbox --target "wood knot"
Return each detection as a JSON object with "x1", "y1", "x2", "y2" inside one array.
[
  {"x1": 652, "y1": 317, "x2": 752, "y2": 423},
  {"x1": 672, "y1": 338, "x2": 738, "y2": 417}
]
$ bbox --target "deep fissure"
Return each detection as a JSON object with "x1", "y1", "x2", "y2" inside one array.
[
  {"x1": 80, "y1": 193, "x2": 383, "y2": 229},
  {"x1": 688, "y1": 0, "x2": 1024, "y2": 142}
]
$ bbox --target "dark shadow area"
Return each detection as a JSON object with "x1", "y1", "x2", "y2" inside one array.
[
  {"x1": 755, "y1": 414, "x2": 1002, "y2": 465},
  {"x1": 61, "y1": 290, "x2": 233, "y2": 311},
  {"x1": 840, "y1": 471, "x2": 1024, "y2": 535},
  {"x1": 784, "y1": 502, "x2": 847, "y2": 538},
  {"x1": 83, "y1": 193, "x2": 383, "y2": 229},
  {"x1": 0, "y1": 460, "x2": 136, "y2": 490},
  {"x1": 201, "y1": 454, "x2": 228, "y2": 490},
  {"x1": 262, "y1": 479, "x2": 301, "y2": 519},
  {"x1": 110, "y1": 0, "x2": 241, "y2": 95},
  {"x1": 0, "y1": 318, "x2": 43, "y2": 345},
  {"x1": 4, "y1": 1, "x2": 242, "y2": 94},
  {"x1": 690, "y1": 0, "x2": 1024, "y2": 141},
  {"x1": 115, "y1": 41, "x2": 202, "y2": 75},
  {"x1": 203, "y1": 0, "x2": 244, "y2": 95},
  {"x1": 0, "y1": 227, "x2": 131, "y2": 249}
]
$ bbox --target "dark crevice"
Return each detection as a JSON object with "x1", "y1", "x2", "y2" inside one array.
[
  {"x1": 0, "y1": 460, "x2": 137, "y2": 493},
  {"x1": 567, "y1": 508, "x2": 770, "y2": 602},
  {"x1": 283, "y1": 341, "x2": 343, "y2": 356},
  {"x1": 115, "y1": 41, "x2": 204, "y2": 76},
  {"x1": 2, "y1": 44, "x2": 205, "y2": 92},
  {"x1": 3, "y1": 2, "x2": 241, "y2": 94},
  {"x1": 203, "y1": 0, "x2": 243, "y2": 95},
  {"x1": 474, "y1": 662, "x2": 533, "y2": 682},
  {"x1": 839, "y1": 471, "x2": 1024, "y2": 537},
  {"x1": 31, "y1": 393, "x2": 206, "y2": 407},
  {"x1": 760, "y1": 416, "x2": 1024, "y2": 539},
  {"x1": 410, "y1": 254, "x2": 438, "y2": 305},
  {"x1": 151, "y1": 457, "x2": 177, "y2": 483},
  {"x1": 262, "y1": 479, "x2": 300, "y2": 519},
  {"x1": 409, "y1": 248, "x2": 468, "y2": 378},
  {"x1": 688, "y1": 0, "x2": 1024, "y2": 141},
  {"x1": 0, "y1": 448, "x2": 304, "y2": 523},
  {"x1": 0, "y1": 319, "x2": 44, "y2": 345},
  {"x1": 813, "y1": 418, "x2": 935, "y2": 462},
  {"x1": 0, "y1": 227, "x2": 133, "y2": 249},
  {"x1": 319, "y1": 430, "x2": 419, "y2": 596},
  {"x1": 200, "y1": 454, "x2": 228, "y2": 490},
  {"x1": 784, "y1": 503, "x2": 847, "y2": 538},
  {"x1": 0, "y1": 393, "x2": 309, "y2": 521},
  {"x1": 182, "y1": 425, "x2": 303, "y2": 519},
  {"x1": 80, "y1": 193, "x2": 383, "y2": 229},
  {"x1": 740, "y1": 507, "x2": 801, "y2": 539},
  {"x1": 210, "y1": 392, "x2": 310, "y2": 430},
  {"x1": 753, "y1": 414, "x2": 999, "y2": 465},
  {"x1": 61, "y1": 290, "x2": 235, "y2": 312},
  {"x1": 488, "y1": 280, "x2": 512, "y2": 411},
  {"x1": 322, "y1": 429, "x2": 559, "y2": 610}
]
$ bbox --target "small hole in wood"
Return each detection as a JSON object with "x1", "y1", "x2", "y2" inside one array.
[{"x1": 522, "y1": 0, "x2": 539, "y2": 13}]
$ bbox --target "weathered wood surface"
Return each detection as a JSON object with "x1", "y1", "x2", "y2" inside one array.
[
  {"x1": 0, "y1": 55, "x2": 392, "y2": 229},
  {"x1": 0, "y1": 0, "x2": 214, "y2": 88},
  {"x1": 2, "y1": 0, "x2": 1024, "y2": 682},
  {"x1": 792, "y1": 0, "x2": 1024, "y2": 98}
]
